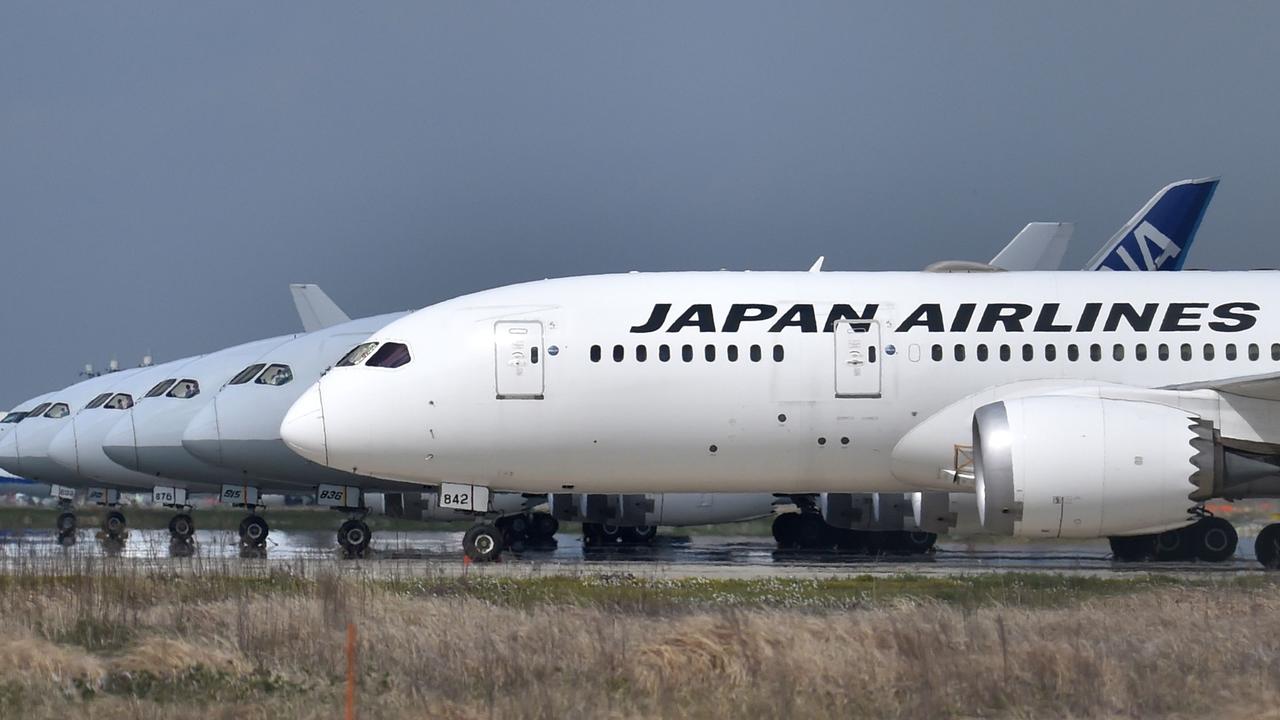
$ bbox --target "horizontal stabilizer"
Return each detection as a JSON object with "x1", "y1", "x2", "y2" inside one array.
[{"x1": 290, "y1": 284, "x2": 351, "y2": 333}]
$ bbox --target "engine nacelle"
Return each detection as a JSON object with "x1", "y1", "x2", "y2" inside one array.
[{"x1": 973, "y1": 396, "x2": 1207, "y2": 538}]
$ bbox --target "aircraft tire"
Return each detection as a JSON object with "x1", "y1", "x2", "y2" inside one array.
[
  {"x1": 796, "y1": 513, "x2": 831, "y2": 549},
  {"x1": 1109, "y1": 534, "x2": 1157, "y2": 562},
  {"x1": 771, "y1": 513, "x2": 802, "y2": 547},
  {"x1": 168, "y1": 513, "x2": 195, "y2": 541},
  {"x1": 622, "y1": 526, "x2": 657, "y2": 545},
  {"x1": 899, "y1": 530, "x2": 938, "y2": 555},
  {"x1": 56, "y1": 511, "x2": 77, "y2": 534},
  {"x1": 1153, "y1": 525, "x2": 1196, "y2": 561},
  {"x1": 103, "y1": 511, "x2": 127, "y2": 538},
  {"x1": 338, "y1": 519, "x2": 372, "y2": 558},
  {"x1": 834, "y1": 528, "x2": 867, "y2": 553},
  {"x1": 529, "y1": 512, "x2": 559, "y2": 541},
  {"x1": 240, "y1": 515, "x2": 269, "y2": 547},
  {"x1": 1194, "y1": 517, "x2": 1237, "y2": 563},
  {"x1": 1255, "y1": 524, "x2": 1280, "y2": 570},
  {"x1": 463, "y1": 523, "x2": 504, "y2": 562}
]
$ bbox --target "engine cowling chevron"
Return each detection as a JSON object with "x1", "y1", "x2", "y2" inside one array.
[{"x1": 972, "y1": 396, "x2": 1206, "y2": 538}]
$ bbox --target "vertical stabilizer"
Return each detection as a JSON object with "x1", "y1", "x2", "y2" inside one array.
[
  {"x1": 989, "y1": 222, "x2": 1074, "y2": 271},
  {"x1": 290, "y1": 284, "x2": 351, "y2": 333},
  {"x1": 1083, "y1": 177, "x2": 1218, "y2": 271}
]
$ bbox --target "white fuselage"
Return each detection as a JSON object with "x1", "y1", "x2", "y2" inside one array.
[{"x1": 284, "y1": 270, "x2": 1276, "y2": 494}]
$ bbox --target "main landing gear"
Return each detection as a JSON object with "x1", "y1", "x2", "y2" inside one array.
[
  {"x1": 1110, "y1": 514, "x2": 1240, "y2": 563},
  {"x1": 338, "y1": 513, "x2": 372, "y2": 559},
  {"x1": 462, "y1": 512, "x2": 560, "y2": 562},
  {"x1": 167, "y1": 512, "x2": 196, "y2": 558},
  {"x1": 1256, "y1": 523, "x2": 1280, "y2": 570},
  {"x1": 238, "y1": 514, "x2": 269, "y2": 558},
  {"x1": 55, "y1": 500, "x2": 77, "y2": 547},
  {"x1": 582, "y1": 522, "x2": 656, "y2": 548},
  {"x1": 771, "y1": 511, "x2": 937, "y2": 556}
]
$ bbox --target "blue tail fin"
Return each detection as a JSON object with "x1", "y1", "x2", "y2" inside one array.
[{"x1": 1083, "y1": 177, "x2": 1218, "y2": 271}]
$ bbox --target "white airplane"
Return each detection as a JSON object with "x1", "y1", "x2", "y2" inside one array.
[{"x1": 280, "y1": 183, "x2": 1280, "y2": 567}]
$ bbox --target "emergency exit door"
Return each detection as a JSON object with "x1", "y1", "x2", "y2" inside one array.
[
  {"x1": 833, "y1": 320, "x2": 881, "y2": 398},
  {"x1": 494, "y1": 321, "x2": 544, "y2": 399}
]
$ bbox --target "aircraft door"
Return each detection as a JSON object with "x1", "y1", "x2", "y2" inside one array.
[
  {"x1": 494, "y1": 321, "x2": 545, "y2": 399},
  {"x1": 833, "y1": 320, "x2": 882, "y2": 398}
]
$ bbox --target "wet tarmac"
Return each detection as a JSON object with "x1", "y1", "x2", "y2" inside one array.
[{"x1": 0, "y1": 527, "x2": 1270, "y2": 578}]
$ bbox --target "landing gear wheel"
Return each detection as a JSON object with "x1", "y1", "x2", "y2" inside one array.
[
  {"x1": 1154, "y1": 525, "x2": 1195, "y2": 561},
  {"x1": 1110, "y1": 534, "x2": 1157, "y2": 562},
  {"x1": 103, "y1": 510, "x2": 127, "y2": 539},
  {"x1": 57, "y1": 530, "x2": 77, "y2": 547},
  {"x1": 582, "y1": 522, "x2": 604, "y2": 548},
  {"x1": 772, "y1": 513, "x2": 802, "y2": 548},
  {"x1": 899, "y1": 531, "x2": 938, "y2": 555},
  {"x1": 507, "y1": 514, "x2": 530, "y2": 538},
  {"x1": 239, "y1": 515, "x2": 269, "y2": 548},
  {"x1": 529, "y1": 512, "x2": 559, "y2": 542},
  {"x1": 599, "y1": 523, "x2": 624, "y2": 545},
  {"x1": 1255, "y1": 524, "x2": 1280, "y2": 570},
  {"x1": 1194, "y1": 517, "x2": 1237, "y2": 563},
  {"x1": 56, "y1": 511, "x2": 77, "y2": 534},
  {"x1": 338, "y1": 519, "x2": 372, "y2": 558},
  {"x1": 834, "y1": 528, "x2": 867, "y2": 553},
  {"x1": 622, "y1": 526, "x2": 657, "y2": 545},
  {"x1": 796, "y1": 514, "x2": 831, "y2": 550},
  {"x1": 168, "y1": 513, "x2": 195, "y2": 541},
  {"x1": 463, "y1": 523, "x2": 504, "y2": 562}
]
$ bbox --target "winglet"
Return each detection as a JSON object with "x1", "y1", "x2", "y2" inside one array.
[
  {"x1": 1083, "y1": 177, "x2": 1219, "y2": 271},
  {"x1": 808, "y1": 256, "x2": 825, "y2": 272},
  {"x1": 290, "y1": 284, "x2": 351, "y2": 333},
  {"x1": 989, "y1": 222, "x2": 1074, "y2": 271}
]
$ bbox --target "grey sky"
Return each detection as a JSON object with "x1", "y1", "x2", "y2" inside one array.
[{"x1": 2, "y1": 2, "x2": 1278, "y2": 408}]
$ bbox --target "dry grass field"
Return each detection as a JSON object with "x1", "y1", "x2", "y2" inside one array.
[{"x1": 0, "y1": 556, "x2": 1276, "y2": 719}]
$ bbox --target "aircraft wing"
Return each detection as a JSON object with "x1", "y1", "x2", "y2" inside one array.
[
  {"x1": 290, "y1": 284, "x2": 351, "y2": 333},
  {"x1": 989, "y1": 222, "x2": 1073, "y2": 270},
  {"x1": 1164, "y1": 371, "x2": 1280, "y2": 402}
]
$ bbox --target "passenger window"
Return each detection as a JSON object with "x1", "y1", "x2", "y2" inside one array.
[
  {"x1": 658, "y1": 345, "x2": 671, "y2": 362},
  {"x1": 704, "y1": 345, "x2": 716, "y2": 362},
  {"x1": 167, "y1": 379, "x2": 200, "y2": 399},
  {"x1": 85, "y1": 393, "x2": 112, "y2": 410},
  {"x1": 1158, "y1": 343, "x2": 1170, "y2": 361},
  {"x1": 976, "y1": 344, "x2": 989, "y2": 361},
  {"x1": 590, "y1": 345, "x2": 601, "y2": 363},
  {"x1": 1067, "y1": 344, "x2": 1079, "y2": 362},
  {"x1": 1204, "y1": 344, "x2": 1215, "y2": 361},
  {"x1": 1225, "y1": 344, "x2": 1237, "y2": 361},
  {"x1": 337, "y1": 343, "x2": 379, "y2": 367},
  {"x1": 1022, "y1": 344, "x2": 1033, "y2": 361},
  {"x1": 1113, "y1": 344, "x2": 1124, "y2": 361},
  {"x1": 682, "y1": 345, "x2": 693, "y2": 362},
  {"x1": 998, "y1": 345, "x2": 1010, "y2": 362},
  {"x1": 145, "y1": 380, "x2": 177, "y2": 398},
  {"x1": 1135, "y1": 344, "x2": 1147, "y2": 361},
  {"x1": 954, "y1": 344, "x2": 966, "y2": 361},
  {"x1": 727, "y1": 345, "x2": 739, "y2": 362},
  {"x1": 1089, "y1": 344, "x2": 1102, "y2": 362},
  {"x1": 931, "y1": 344, "x2": 943, "y2": 362},
  {"x1": 1181, "y1": 343, "x2": 1193, "y2": 361},
  {"x1": 366, "y1": 342, "x2": 411, "y2": 369},
  {"x1": 1249, "y1": 343, "x2": 1260, "y2": 361},
  {"x1": 612, "y1": 345, "x2": 624, "y2": 362},
  {"x1": 105, "y1": 394, "x2": 133, "y2": 410},
  {"x1": 1044, "y1": 344, "x2": 1056, "y2": 362},
  {"x1": 44, "y1": 403, "x2": 70, "y2": 419},
  {"x1": 1273, "y1": 343, "x2": 1280, "y2": 361},
  {"x1": 635, "y1": 345, "x2": 647, "y2": 363},
  {"x1": 230, "y1": 364, "x2": 265, "y2": 385},
  {"x1": 773, "y1": 345, "x2": 785, "y2": 362},
  {"x1": 750, "y1": 345, "x2": 762, "y2": 362},
  {"x1": 256, "y1": 364, "x2": 294, "y2": 386}
]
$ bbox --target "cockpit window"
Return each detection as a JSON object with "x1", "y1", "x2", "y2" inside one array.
[
  {"x1": 255, "y1": 364, "x2": 293, "y2": 386},
  {"x1": 0, "y1": 412, "x2": 27, "y2": 424},
  {"x1": 44, "y1": 403, "x2": 71, "y2": 419},
  {"x1": 104, "y1": 394, "x2": 134, "y2": 410},
  {"x1": 25, "y1": 403, "x2": 51, "y2": 419},
  {"x1": 145, "y1": 379, "x2": 177, "y2": 398},
  {"x1": 337, "y1": 343, "x2": 379, "y2": 367},
  {"x1": 366, "y1": 342, "x2": 411, "y2": 369},
  {"x1": 85, "y1": 393, "x2": 113, "y2": 410},
  {"x1": 229, "y1": 364, "x2": 266, "y2": 385},
  {"x1": 167, "y1": 379, "x2": 200, "y2": 399}
]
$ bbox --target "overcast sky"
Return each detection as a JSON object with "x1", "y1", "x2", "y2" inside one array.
[{"x1": 2, "y1": 2, "x2": 1279, "y2": 407}]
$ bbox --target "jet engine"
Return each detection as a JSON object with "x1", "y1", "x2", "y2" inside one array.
[{"x1": 972, "y1": 396, "x2": 1211, "y2": 538}]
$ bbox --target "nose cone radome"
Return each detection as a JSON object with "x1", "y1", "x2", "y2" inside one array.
[
  {"x1": 280, "y1": 383, "x2": 327, "y2": 466},
  {"x1": 181, "y1": 402, "x2": 223, "y2": 466},
  {"x1": 47, "y1": 424, "x2": 80, "y2": 473},
  {"x1": 0, "y1": 430, "x2": 21, "y2": 476},
  {"x1": 102, "y1": 416, "x2": 140, "y2": 471}
]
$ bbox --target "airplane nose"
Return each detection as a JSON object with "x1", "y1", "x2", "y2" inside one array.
[
  {"x1": 47, "y1": 423, "x2": 80, "y2": 473},
  {"x1": 182, "y1": 402, "x2": 222, "y2": 465},
  {"x1": 280, "y1": 383, "x2": 327, "y2": 466},
  {"x1": 0, "y1": 430, "x2": 21, "y2": 476},
  {"x1": 102, "y1": 416, "x2": 140, "y2": 471}
]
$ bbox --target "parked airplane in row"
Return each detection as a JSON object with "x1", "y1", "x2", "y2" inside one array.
[{"x1": 0, "y1": 178, "x2": 1222, "y2": 563}]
